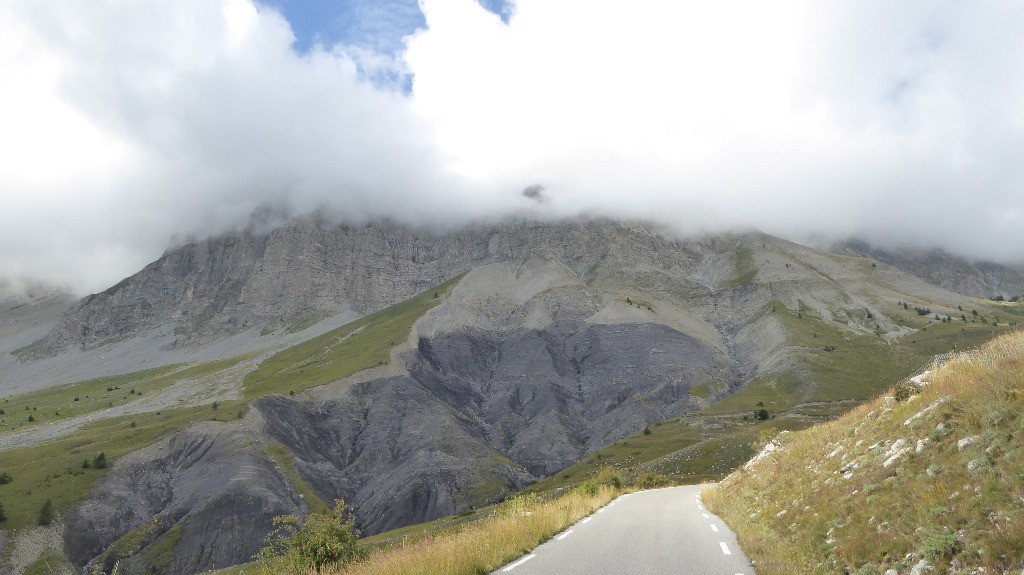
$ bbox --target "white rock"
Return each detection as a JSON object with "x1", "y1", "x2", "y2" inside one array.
[
  {"x1": 910, "y1": 370, "x2": 931, "y2": 387},
  {"x1": 909, "y1": 558, "x2": 932, "y2": 575},
  {"x1": 958, "y1": 435, "x2": 981, "y2": 450},
  {"x1": 883, "y1": 439, "x2": 910, "y2": 459},
  {"x1": 745, "y1": 440, "x2": 780, "y2": 470},
  {"x1": 883, "y1": 447, "x2": 911, "y2": 468},
  {"x1": 916, "y1": 438, "x2": 930, "y2": 453},
  {"x1": 904, "y1": 397, "x2": 948, "y2": 427}
]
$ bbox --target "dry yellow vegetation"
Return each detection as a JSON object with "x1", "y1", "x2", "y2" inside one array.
[
  {"x1": 706, "y1": 330, "x2": 1024, "y2": 575},
  {"x1": 259, "y1": 485, "x2": 621, "y2": 575}
]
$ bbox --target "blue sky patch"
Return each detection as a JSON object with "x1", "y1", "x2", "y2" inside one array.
[{"x1": 259, "y1": 0, "x2": 513, "y2": 55}]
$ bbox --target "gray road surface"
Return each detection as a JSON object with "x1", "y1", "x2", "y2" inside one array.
[{"x1": 493, "y1": 484, "x2": 755, "y2": 575}]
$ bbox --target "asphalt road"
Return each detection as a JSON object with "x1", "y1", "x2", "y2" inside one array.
[{"x1": 493, "y1": 484, "x2": 756, "y2": 575}]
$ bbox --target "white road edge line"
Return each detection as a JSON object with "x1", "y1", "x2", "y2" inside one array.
[
  {"x1": 502, "y1": 554, "x2": 536, "y2": 572},
  {"x1": 719, "y1": 542, "x2": 732, "y2": 555},
  {"x1": 710, "y1": 524, "x2": 719, "y2": 532},
  {"x1": 701, "y1": 512, "x2": 709, "y2": 519},
  {"x1": 598, "y1": 508, "x2": 606, "y2": 513},
  {"x1": 581, "y1": 517, "x2": 592, "y2": 524},
  {"x1": 556, "y1": 529, "x2": 574, "y2": 541},
  {"x1": 697, "y1": 504, "x2": 705, "y2": 510}
]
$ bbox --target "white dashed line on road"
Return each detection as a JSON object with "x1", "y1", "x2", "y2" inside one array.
[
  {"x1": 581, "y1": 517, "x2": 592, "y2": 524},
  {"x1": 597, "y1": 508, "x2": 606, "y2": 513},
  {"x1": 701, "y1": 512, "x2": 709, "y2": 519},
  {"x1": 719, "y1": 542, "x2": 732, "y2": 555},
  {"x1": 710, "y1": 524, "x2": 719, "y2": 532},
  {"x1": 502, "y1": 554, "x2": 536, "y2": 572},
  {"x1": 556, "y1": 530, "x2": 574, "y2": 541}
]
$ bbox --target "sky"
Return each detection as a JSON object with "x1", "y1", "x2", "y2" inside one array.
[{"x1": 1, "y1": 0, "x2": 1022, "y2": 294}]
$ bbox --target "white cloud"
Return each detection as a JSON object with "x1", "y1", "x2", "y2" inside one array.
[
  {"x1": 406, "y1": 0, "x2": 1024, "y2": 255},
  {"x1": 1, "y1": 0, "x2": 1022, "y2": 293}
]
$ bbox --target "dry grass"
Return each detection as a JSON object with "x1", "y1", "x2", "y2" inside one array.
[
  {"x1": 707, "y1": 330, "x2": 1024, "y2": 575},
  {"x1": 258, "y1": 487, "x2": 621, "y2": 575}
]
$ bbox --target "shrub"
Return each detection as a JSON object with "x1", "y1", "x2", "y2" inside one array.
[
  {"x1": 755, "y1": 409, "x2": 770, "y2": 420},
  {"x1": 578, "y1": 468, "x2": 624, "y2": 494},
  {"x1": 93, "y1": 452, "x2": 108, "y2": 469},
  {"x1": 643, "y1": 427, "x2": 652, "y2": 435},
  {"x1": 922, "y1": 530, "x2": 960, "y2": 560},
  {"x1": 893, "y1": 381, "x2": 917, "y2": 402},
  {"x1": 0, "y1": 501, "x2": 6, "y2": 522},
  {"x1": 38, "y1": 499, "x2": 54, "y2": 526},
  {"x1": 0, "y1": 472, "x2": 11, "y2": 484},
  {"x1": 257, "y1": 499, "x2": 367, "y2": 571},
  {"x1": 88, "y1": 561, "x2": 121, "y2": 575}
]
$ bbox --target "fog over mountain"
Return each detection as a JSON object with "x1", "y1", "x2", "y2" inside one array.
[{"x1": 2, "y1": 0, "x2": 1022, "y2": 294}]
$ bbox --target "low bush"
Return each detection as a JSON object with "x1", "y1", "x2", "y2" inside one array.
[{"x1": 256, "y1": 499, "x2": 367, "y2": 572}]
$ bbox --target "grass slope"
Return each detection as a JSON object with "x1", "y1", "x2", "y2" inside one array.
[
  {"x1": 707, "y1": 300, "x2": 1010, "y2": 415},
  {"x1": 0, "y1": 357, "x2": 245, "y2": 433},
  {"x1": 0, "y1": 400, "x2": 245, "y2": 530},
  {"x1": 706, "y1": 329, "x2": 1024, "y2": 575},
  {"x1": 242, "y1": 275, "x2": 461, "y2": 399}
]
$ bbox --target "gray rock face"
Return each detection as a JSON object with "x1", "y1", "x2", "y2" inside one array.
[
  {"x1": 21, "y1": 218, "x2": 697, "y2": 359},
  {"x1": 66, "y1": 318, "x2": 723, "y2": 574},
  {"x1": 409, "y1": 323, "x2": 725, "y2": 473},
  {"x1": 65, "y1": 422, "x2": 305, "y2": 575}
]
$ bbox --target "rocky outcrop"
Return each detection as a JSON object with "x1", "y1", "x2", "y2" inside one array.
[
  {"x1": 65, "y1": 422, "x2": 303, "y2": 575},
  {"x1": 20, "y1": 218, "x2": 700, "y2": 359}
]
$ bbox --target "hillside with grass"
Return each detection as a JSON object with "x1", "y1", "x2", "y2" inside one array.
[
  {"x1": 1, "y1": 219, "x2": 1022, "y2": 575},
  {"x1": 706, "y1": 329, "x2": 1024, "y2": 575}
]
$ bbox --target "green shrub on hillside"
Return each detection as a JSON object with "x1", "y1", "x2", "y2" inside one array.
[{"x1": 257, "y1": 499, "x2": 367, "y2": 572}]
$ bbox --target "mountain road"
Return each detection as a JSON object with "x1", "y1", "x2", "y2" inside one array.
[{"x1": 493, "y1": 484, "x2": 755, "y2": 575}]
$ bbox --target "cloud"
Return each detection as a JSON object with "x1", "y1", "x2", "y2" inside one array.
[
  {"x1": 407, "y1": 0, "x2": 1024, "y2": 255},
  {"x1": 1, "y1": 0, "x2": 1023, "y2": 294}
]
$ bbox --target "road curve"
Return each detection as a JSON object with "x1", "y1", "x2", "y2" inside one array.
[{"x1": 493, "y1": 484, "x2": 755, "y2": 575}]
